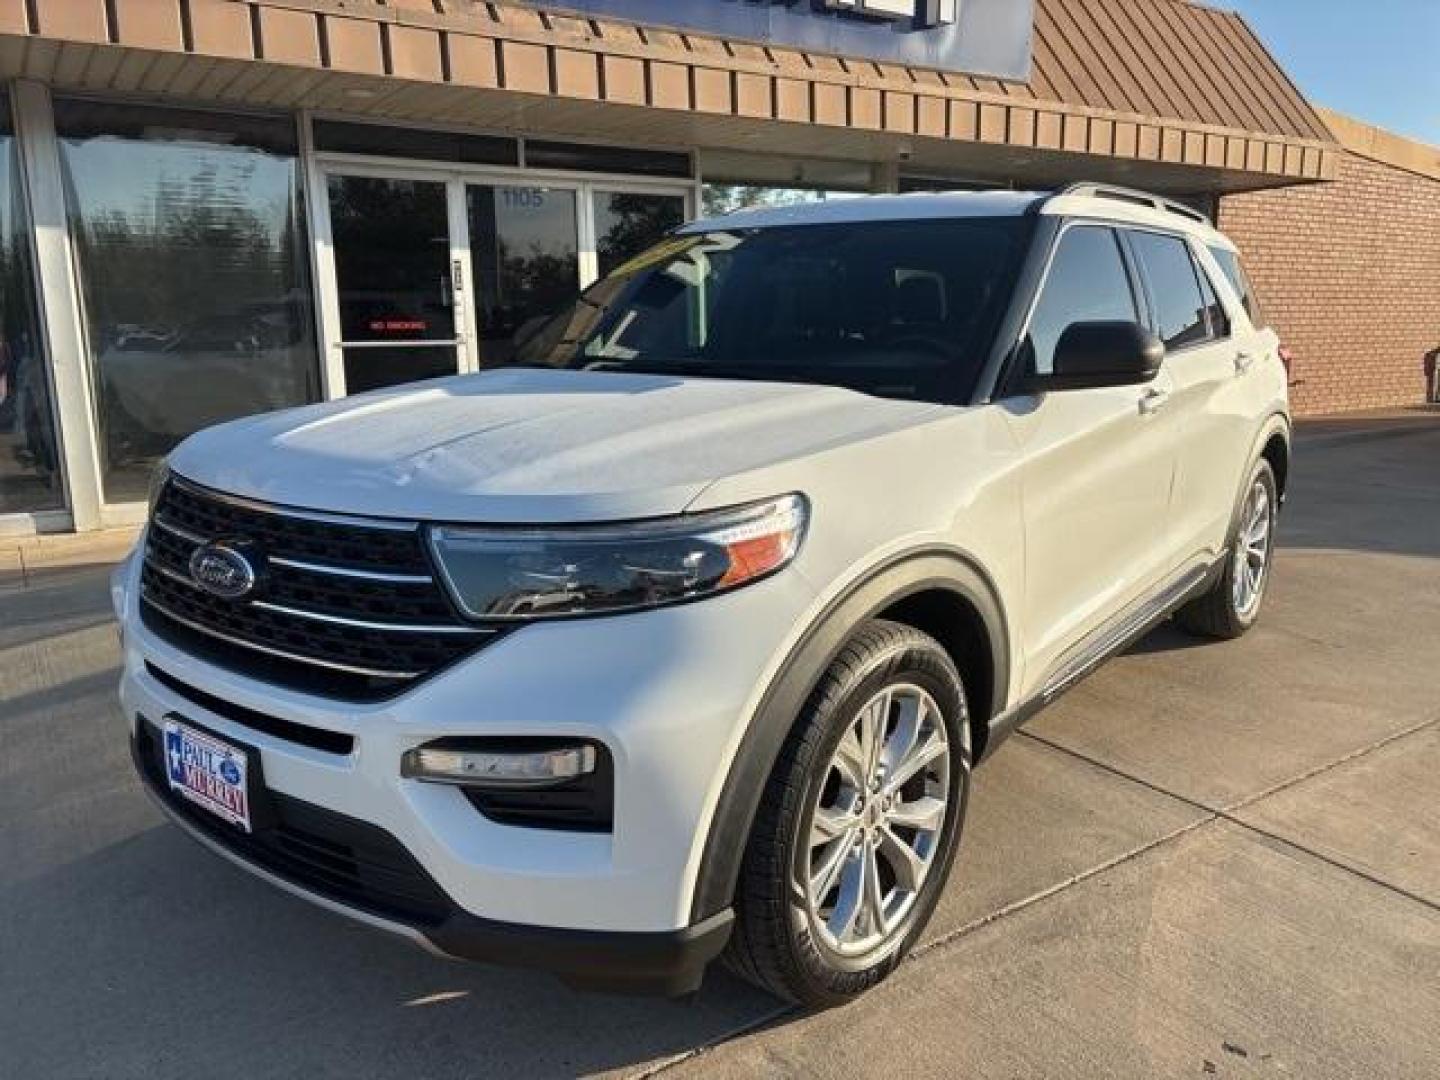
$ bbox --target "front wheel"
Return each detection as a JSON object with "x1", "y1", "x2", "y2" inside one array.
[
  {"x1": 724, "y1": 620, "x2": 971, "y2": 1007},
  {"x1": 1177, "y1": 458, "x2": 1278, "y2": 639}
]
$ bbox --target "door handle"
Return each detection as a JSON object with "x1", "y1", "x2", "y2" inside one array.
[
  {"x1": 1234, "y1": 350, "x2": 1256, "y2": 374},
  {"x1": 1139, "y1": 387, "x2": 1171, "y2": 415}
]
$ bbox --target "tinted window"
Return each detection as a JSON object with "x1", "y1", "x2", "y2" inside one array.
[
  {"x1": 1130, "y1": 231, "x2": 1210, "y2": 351},
  {"x1": 1208, "y1": 246, "x2": 1265, "y2": 327},
  {"x1": 525, "y1": 141, "x2": 690, "y2": 178},
  {"x1": 313, "y1": 120, "x2": 517, "y2": 166},
  {"x1": 513, "y1": 217, "x2": 1029, "y2": 404},
  {"x1": 1196, "y1": 259, "x2": 1230, "y2": 339},
  {"x1": 1026, "y1": 226, "x2": 1137, "y2": 376}
]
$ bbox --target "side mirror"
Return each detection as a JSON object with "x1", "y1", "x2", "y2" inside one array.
[{"x1": 1038, "y1": 321, "x2": 1165, "y2": 392}]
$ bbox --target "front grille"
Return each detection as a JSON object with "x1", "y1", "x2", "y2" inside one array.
[
  {"x1": 140, "y1": 476, "x2": 499, "y2": 701},
  {"x1": 134, "y1": 717, "x2": 453, "y2": 927},
  {"x1": 147, "y1": 662, "x2": 355, "y2": 756}
]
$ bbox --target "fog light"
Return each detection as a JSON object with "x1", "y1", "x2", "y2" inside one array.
[{"x1": 402, "y1": 743, "x2": 597, "y2": 788}]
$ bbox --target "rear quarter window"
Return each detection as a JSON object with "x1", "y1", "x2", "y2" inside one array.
[
  {"x1": 1129, "y1": 231, "x2": 1212, "y2": 351},
  {"x1": 1208, "y1": 246, "x2": 1266, "y2": 328}
]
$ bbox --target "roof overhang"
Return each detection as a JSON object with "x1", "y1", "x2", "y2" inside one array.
[{"x1": 0, "y1": 0, "x2": 1338, "y2": 195}]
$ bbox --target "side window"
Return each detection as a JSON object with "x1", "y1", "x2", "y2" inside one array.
[
  {"x1": 1208, "y1": 245, "x2": 1266, "y2": 327},
  {"x1": 1129, "y1": 231, "x2": 1210, "y2": 351},
  {"x1": 1196, "y1": 256, "x2": 1231, "y2": 339},
  {"x1": 1025, "y1": 226, "x2": 1137, "y2": 376}
]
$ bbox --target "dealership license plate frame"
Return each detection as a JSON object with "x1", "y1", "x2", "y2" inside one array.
[{"x1": 162, "y1": 715, "x2": 255, "y2": 833}]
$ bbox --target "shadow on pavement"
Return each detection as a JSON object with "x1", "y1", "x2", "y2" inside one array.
[
  {"x1": 1283, "y1": 416, "x2": 1440, "y2": 559},
  {"x1": 0, "y1": 820, "x2": 775, "y2": 1080}
]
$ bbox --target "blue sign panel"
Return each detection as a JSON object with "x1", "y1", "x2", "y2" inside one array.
[{"x1": 535, "y1": 0, "x2": 1034, "y2": 82}]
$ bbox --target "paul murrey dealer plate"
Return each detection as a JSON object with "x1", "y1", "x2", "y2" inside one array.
[{"x1": 163, "y1": 718, "x2": 251, "y2": 832}]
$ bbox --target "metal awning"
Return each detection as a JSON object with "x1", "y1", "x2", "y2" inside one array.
[{"x1": 0, "y1": 0, "x2": 1338, "y2": 193}]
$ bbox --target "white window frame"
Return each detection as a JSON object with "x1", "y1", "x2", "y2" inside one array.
[{"x1": 6, "y1": 80, "x2": 103, "y2": 533}]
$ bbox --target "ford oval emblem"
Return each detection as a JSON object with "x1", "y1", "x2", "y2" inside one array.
[{"x1": 188, "y1": 543, "x2": 257, "y2": 600}]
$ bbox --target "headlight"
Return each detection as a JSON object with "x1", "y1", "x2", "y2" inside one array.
[{"x1": 428, "y1": 493, "x2": 807, "y2": 620}]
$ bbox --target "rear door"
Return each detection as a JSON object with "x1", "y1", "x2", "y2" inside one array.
[
  {"x1": 1002, "y1": 224, "x2": 1181, "y2": 687},
  {"x1": 1126, "y1": 229, "x2": 1263, "y2": 561}
]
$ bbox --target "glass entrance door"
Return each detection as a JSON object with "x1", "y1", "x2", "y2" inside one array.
[
  {"x1": 325, "y1": 172, "x2": 467, "y2": 394},
  {"x1": 467, "y1": 183, "x2": 581, "y2": 368},
  {"x1": 317, "y1": 163, "x2": 692, "y2": 395}
]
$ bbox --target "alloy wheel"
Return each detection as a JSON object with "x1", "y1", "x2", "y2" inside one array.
[
  {"x1": 802, "y1": 683, "x2": 950, "y2": 963},
  {"x1": 1231, "y1": 479, "x2": 1273, "y2": 617}
]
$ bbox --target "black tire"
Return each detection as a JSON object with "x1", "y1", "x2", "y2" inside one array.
[
  {"x1": 724, "y1": 619, "x2": 972, "y2": 1008},
  {"x1": 1176, "y1": 458, "x2": 1278, "y2": 640}
]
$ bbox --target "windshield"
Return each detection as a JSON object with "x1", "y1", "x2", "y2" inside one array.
[{"x1": 509, "y1": 217, "x2": 1030, "y2": 403}]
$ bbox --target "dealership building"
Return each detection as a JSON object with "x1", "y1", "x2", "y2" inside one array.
[{"x1": 0, "y1": 0, "x2": 1434, "y2": 536}]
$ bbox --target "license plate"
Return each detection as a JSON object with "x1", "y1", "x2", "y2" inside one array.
[{"x1": 162, "y1": 718, "x2": 252, "y2": 832}]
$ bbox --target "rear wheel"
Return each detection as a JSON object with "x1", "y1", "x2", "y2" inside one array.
[
  {"x1": 1177, "y1": 459, "x2": 1278, "y2": 639},
  {"x1": 725, "y1": 620, "x2": 971, "y2": 1007}
]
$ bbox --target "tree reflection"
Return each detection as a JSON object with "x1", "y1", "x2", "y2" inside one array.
[
  {"x1": 60, "y1": 125, "x2": 317, "y2": 503},
  {"x1": 0, "y1": 130, "x2": 61, "y2": 512}
]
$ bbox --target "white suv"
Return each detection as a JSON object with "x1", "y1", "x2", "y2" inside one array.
[{"x1": 113, "y1": 185, "x2": 1289, "y2": 1006}]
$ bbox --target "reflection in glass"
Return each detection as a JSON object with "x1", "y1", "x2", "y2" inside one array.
[
  {"x1": 594, "y1": 191, "x2": 685, "y2": 278},
  {"x1": 56, "y1": 101, "x2": 318, "y2": 503},
  {"x1": 341, "y1": 346, "x2": 459, "y2": 395},
  {"x1": 328, "y1": 175, "x2": 459, "y2": 393},
  {"x1": 0, "y1": 97, "x2": 62, "y2": 514},
  {"x1": 468, "y1": 185, "x2": 579, "y2": 367},
  {"x1": 514, "y1": 218, "x2": 1026, "y2": 405},
  {"x1": 700, "y1": 185, "x2": 861, "y2": 217}
]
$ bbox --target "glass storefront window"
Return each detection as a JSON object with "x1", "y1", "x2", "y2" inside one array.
[
  {"x1": 55, "y1": 100, "x2": 319, "y2": 504},
  {"x1": 594, "y1": 191, "x2": 686, "y2": 278},
  {"x1": 0, "y1": 94, "x2": 63, "y2": 514},
  {"x1": 468, "y1": 184, "x2": 580, "y2": 367}
]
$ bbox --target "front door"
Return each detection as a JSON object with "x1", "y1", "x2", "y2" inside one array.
[
  {"x1": 323, "y1": 171, "x2": 470, "y2": 395},
  {"x1": 466, "y1": 182, "x2": 581, "y2": 368},
  {"x1": 1003, "y1": 224, "x2": 1181, "y2": 690}
]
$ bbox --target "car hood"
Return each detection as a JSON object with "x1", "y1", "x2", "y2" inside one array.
[{"x1": 168, "y1": 368, "x2": 946, "y2": 522}]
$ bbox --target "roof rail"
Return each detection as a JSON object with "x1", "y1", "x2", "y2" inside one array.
[{"x1": 1052, "y1": 182, "x2": 1211, "y2": 225}]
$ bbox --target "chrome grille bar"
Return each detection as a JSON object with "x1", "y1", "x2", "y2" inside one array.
[
  {"x1": 248, "y1": 600, "x2": 488, "y2": 636},
  {"x1": 140, "y1": 591, "x2": 423, "y2": 680},
  {"x1": 267, "y1": 555, "x2": 434, "y2": 585},
  {"x1": 145, "y1": 561, "x2": 480, "y2": 636}
]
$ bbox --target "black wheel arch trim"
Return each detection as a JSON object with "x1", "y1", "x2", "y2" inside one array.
[
  {"x1": 1251, "y1": 411, "x2": 1293, "y2": 502},
  {"x1": 688, "y1": 546, "x2": 1011, "y2": 924}
]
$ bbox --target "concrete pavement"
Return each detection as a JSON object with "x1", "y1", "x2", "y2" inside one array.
[{"x1": 2, "y1": 414, "x2": 1437, "y2": 1079}]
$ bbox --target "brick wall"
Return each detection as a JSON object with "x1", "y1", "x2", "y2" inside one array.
[{"x1": 1218, "y1": 151, "x2": 1440, "y2": 415}]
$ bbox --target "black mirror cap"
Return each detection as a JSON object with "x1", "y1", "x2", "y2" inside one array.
[{"x1": 1039, "y1": 320, "x2": 1165, "y2": 392}]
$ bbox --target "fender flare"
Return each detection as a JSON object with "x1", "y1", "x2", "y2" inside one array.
[
  {"x1": 687, "y1": 546, "x2": 1010, "y2": 923},
  {"x1": 1248, "y1": 411, "x2": 1293, "y2": 500}
]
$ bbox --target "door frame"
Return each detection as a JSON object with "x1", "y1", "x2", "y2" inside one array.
[{"x1": 306, "y1": 147, "x2": 695, "y2": 400}]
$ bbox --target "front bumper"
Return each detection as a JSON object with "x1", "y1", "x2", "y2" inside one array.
[
  {"x1": 114, "y1": 540, "x2": 814, "y2": 990},
  {"x1": 131, "y1": 723, "x2": 731, "y2": 994}
]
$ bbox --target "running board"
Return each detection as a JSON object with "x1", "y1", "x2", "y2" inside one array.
[{"x1": 982, "y1": 560, "x2": 1220, "y2": 758}]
